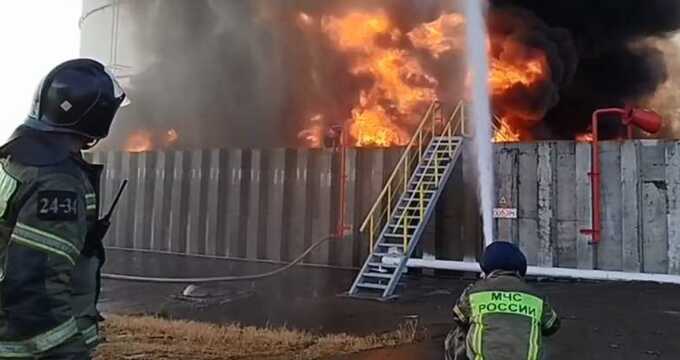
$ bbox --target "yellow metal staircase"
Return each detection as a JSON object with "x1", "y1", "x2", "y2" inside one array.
[{"x1": 349, "y1": 101, "x2": 465, "y2": 299}]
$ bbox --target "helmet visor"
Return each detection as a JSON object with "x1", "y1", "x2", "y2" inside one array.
[{"x1": 104, "y1": 66, "x2": 131, "y2": 107}]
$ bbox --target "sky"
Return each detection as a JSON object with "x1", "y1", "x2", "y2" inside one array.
[{"x1": 0, "y1": 1, "x2": 82, "y2": 140}]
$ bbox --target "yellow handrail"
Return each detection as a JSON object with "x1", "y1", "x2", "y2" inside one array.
[
  {"x1": 386, "y1": 103, "x2": 463, "y2": 248},
  {"x1": 360, "y1": 100, "x2": 465, "y2": 250},
  {"x1": 359, "y1": 101, "x2": 440, "y2": 232}
]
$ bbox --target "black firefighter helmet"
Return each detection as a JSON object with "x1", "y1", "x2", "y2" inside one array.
[
  {"x1": 480, "y1": 241, "x2": 528, "y2": 277},
  {"x1": 24, "y1": 58, "x2": 128, "y2": 141}
]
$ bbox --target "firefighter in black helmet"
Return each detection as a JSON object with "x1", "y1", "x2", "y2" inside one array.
[{"x1": 0, "y1": 59, "x2": 126, "y2": 359}]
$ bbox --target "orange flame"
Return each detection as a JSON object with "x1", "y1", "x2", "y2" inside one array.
[
  {"x1": 575, "y1": 133, "x2": 594, "y2": 142},
  {"x1": 315, "y1": 11, "x2": 436, "y2": 147},
  {"x1": 125, "y1": 131, "x2": 153, "y2": 153},
  {"x1": 407, "y1": 13, "x2": 466, "y2": 58},
  {"x1": 490, "y1": 57, "x2": 547, "y2": 96},
  {"x1": 493, "y1": 117, "x2": 521, "y2": 142},
  {"x1": 350, "y1": 105, "x2": 409, "y2": 147},
  {"x1": 322, "y1": 11, "x2": 394, "y2": 51},
  {"x1": 297, "y1": 11, "x2": 552, "y2": 147}
]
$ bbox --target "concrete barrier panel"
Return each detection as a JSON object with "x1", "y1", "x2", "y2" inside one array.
[
  {"x1": 132, "y1": 152, "x2": 155, "y2": 250},
  {"x1": 169, "y1": 151, "x2": 190, "y2": 254},
  {"x1": 102, "y1": 152, "x2": 120, "y2": 247},
  {"x1": 517, "y1": 144, "x2": 538, "y2": 264},
  {"x1": 265, "y1": 149, "x2": 287, "y2": 262},
  {"x1": 285, "y1": 150, "x2": 309, "y2": 262},
  {"x1": 576, "y1": 143, "x2": 595, "y2": 269},
  {"x1": 436, "y1": 156, "x2": 464, "y2": 261},
  {"x1": 353, "y1": 150, "x2": 385, "y2": 263},
  {"x1": 204, "y1": 149, "x2": 224, "y2": 257},
  {"x1": 186, "y1": 150, "x2": 210, "y2": 255},
  {"x1": 621, "y1": 142, "x2": 641, "y2": 272},
  {"x1": 225, "y1": 150, "x2": 244, "y2": 257},
  {"x1": 641, "y1": 142, "x2": 668, "y2": 273},
  {"x1": 495, "y1": 144, "x2": 519, "y2": 245},
  {"x1": 554, "y1": 142, "x2": 577, "y2": 268},
  {"x1": 333, "y1": 149, "x2": 357, "y2": 268},
  {"x1": 246, "y1": 150, "x2": 262, "y2": 260},
  {"x1": 309, "y1": 150, "x2": 333, "y2": 265},
  {"x1": 599, "y1": 142, "x2": 623, "y2": 271},
  {"x1": 461, "y1": 141, "x2": 481, "y2": 260},
  {"x1": 537, "y1": 142, "x2": 555, "y2": 267},
  {"x1": 116, "y1": 152, "x2": 135, "y2": 249},
  {"x1": 150, "y1": 151, "x2": 172, "y2": 251},
  {"x1": 666, "y1": 142, "x2": 680, "y2": 274}
]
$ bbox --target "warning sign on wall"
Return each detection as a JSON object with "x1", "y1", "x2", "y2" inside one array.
[{"x1": 493, "y1": 208, "x2": 518, "y2": 219}]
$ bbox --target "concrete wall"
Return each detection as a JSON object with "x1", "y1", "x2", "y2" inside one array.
[
  {"x1": 87, "y1": 148, "x2": 481, "y2": 268},
  {"x1": 494, "y1": 140, "x2": 680, "y2": 275},
  {"x1": 89, "y1": 140, "x2": 680, "y2": 275}
]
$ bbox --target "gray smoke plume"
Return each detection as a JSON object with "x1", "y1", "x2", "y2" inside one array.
[
  {"x1": 100, "y1": 0, "x2": 467, "y2": 150},
  {"x1": 104, "y1": 0, "x2": 288, "y2": 149}
]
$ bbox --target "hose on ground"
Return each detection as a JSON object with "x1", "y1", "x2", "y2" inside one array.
[{"x1": 101, "y1": 235, "x2": 335, "y2": 283}]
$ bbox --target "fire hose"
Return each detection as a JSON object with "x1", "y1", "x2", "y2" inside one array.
[
  {"x1": 96, "y1": 180, "x2": 339, "y2": 283},
  {"x1": 101, "y1": 235, "x2": 336, "y2": 283}
]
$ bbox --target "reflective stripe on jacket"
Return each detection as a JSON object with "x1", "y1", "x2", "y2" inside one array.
[
  {"x1": 452, "y1": 271, "x2": 560, "y2": 360},
  {"x1": 0, "y1": 156, "x2": 95, "y2": 357}
]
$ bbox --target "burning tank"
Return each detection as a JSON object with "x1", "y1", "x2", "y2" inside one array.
[{"x1": 80, "y1": 0, "x2": 680, "y2": 151}]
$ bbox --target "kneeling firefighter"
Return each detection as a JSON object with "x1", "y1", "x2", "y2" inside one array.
[
  {"x1": 0, "y1": 59, "x2": 127, "y2": 359},
  {"x1": 445, "y1": 242, "x2": 560, "y2": 360}
]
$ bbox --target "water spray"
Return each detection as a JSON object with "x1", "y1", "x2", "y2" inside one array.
[{"x1": 465, "y1": 0, "x2": 495, "y2": 246}]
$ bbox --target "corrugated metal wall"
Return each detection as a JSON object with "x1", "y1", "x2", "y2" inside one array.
[
  {"x1": 88, "y1": 148, "x2": 481, "y2": 268},
  {"x1": 90, "y1": 140, "x2": 680, "y2": 275}
]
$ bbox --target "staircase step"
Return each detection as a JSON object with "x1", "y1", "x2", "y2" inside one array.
[
  {"x1": 410, "y1": 181, "x2": 438, "y2": 186},
  {"x1": 382, "y1": 234, "x2": 412, "y2": 240},
  {"x1": 420, "y1": 158, "x2": 450, "y2": 164},
  {"x1": 406, "y1": 190, "x2": 436, "y2": 195},
  {"x1": 413, "y1": 173, "x2": 439, "y2": 179},
  {"x1": 377, "y1": 242, "x2": 405, "y2": 248},
  {"x1": 415, "y1": 169, "x2": 446, "y2": 174},
  {"x1": 389, "y1": 215, "x2": 423, "y2": 220},
  {"x1": 423, "y1": 157, "x2": 450, "y2": 163},
  {"x1": 368, "y1": 262, "x2": 397, "y2": 268},
  {"x1": 424, "y1": 150, "x2": 453, "y2": 155},
  {"x1": 362, "y1": 272, "x2": 393, "y2": 279},
  {"x1": 431, "y1": 142, "x2": 461, "y2": 146},
  {"x1": 432, "y1": 138, "x2": 462, "y2": 143},
  {"x1": 356, "y1": 283, "x2": 388, "y2": 290},
  {"x1": 387, "y1": 224, "x2": 418, "y2": 229},
  {"x1": 395, "y1": 205, "x2": 427, "y2": 211},
  {"x1": 424, "y1": 153, "x2": 452, "y2": 158},
  {"x1": 406, "y1": 183, "x2": 437, "y2": 192}
]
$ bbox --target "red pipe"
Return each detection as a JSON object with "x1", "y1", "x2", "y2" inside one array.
[
  {"x1": 581, "y1": 107, "x2": 662, "y2": 245},
  {"x1": 581, "y1": 108, "x2": 626, "y2": 244},
  {"x1": 337, "y1": 125, "x2": 348, "y2": 238}
]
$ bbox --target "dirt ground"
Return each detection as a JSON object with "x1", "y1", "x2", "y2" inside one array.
[{"x1": 101, "y1": 249, "x2": 680, "y2": 359}]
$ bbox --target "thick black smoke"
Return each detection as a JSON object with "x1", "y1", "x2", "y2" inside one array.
[
  {"x1": 491, "y1": 0, "x2": 680, "y2": 138},
  {"x1": 104, "y1": 0, "x2": 680, "y2": 149},
  {"x1": 105, "y1": 0, "x2": 464, "y2": 150},
  {"x1": 487, "y1": 7, "x2": 577, "y2": 138}
]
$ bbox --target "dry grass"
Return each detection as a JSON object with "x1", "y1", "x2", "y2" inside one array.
[{"x1": 95, "y1": 315, "x2": 419, "y2": 360}]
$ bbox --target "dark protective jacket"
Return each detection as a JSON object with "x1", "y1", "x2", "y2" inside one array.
[
  {"x1": 452, "y1": 270, "x2": 560, "y2": 360},
  {"x1": 0, "y1": 128, "x2": 103, "y2": 357}
]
